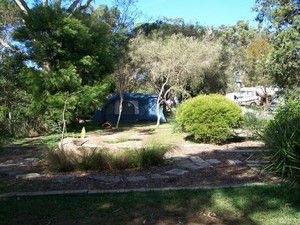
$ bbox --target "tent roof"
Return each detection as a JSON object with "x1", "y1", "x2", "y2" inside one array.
[{"x1": 108, "y1": 93, "x2": 158, "y2": 102}]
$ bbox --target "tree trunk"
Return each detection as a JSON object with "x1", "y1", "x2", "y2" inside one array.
[
  {"x1": 116, "y1": 93, "x2": 124, "y2": 129},
  {"x1": 156, "y1": 81, "x2": 168, "y2": 128},
  {"x1": 60, "y1": 95, "x2": 69, "y2": 150},
  {"x1": 156, "y1": 96, "x2": 161, "y2": 128},
  {"x1": 13, "y1": 0, "x2": 29, "y2": 14}
]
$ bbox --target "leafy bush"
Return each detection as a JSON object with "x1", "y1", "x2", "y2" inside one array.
[
  {"x1": 261, "y1": 99, "x2": 300, "y2": 185},
  {"x1": 176, "y1": 94, "x2": 243, "y2": 143}
]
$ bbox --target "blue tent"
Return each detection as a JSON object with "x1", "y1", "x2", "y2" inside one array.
[{"x1": 93, "y1": 93, "x2": 166, "y2": 123}]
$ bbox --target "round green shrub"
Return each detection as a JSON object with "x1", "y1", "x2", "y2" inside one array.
[
  {"x1": 176, "y1": 94, "x2": 243, "y2": 143},
  {"x1": 261, "y1": 98, "x2": 300, "y2": 185}
]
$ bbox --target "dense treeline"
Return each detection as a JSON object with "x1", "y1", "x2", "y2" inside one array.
[{"x1": 0, "y1": 0, "x2": 299, "y2": 137}]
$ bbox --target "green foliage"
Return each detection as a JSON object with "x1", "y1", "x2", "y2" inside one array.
[
  {"x1": 261, "y1": 99, "x2": 300, "y2": 185},
  {"x1": 9, "y1": 5, "x2": 116, "y2": 133},
  {"x1": 139, "y1": 142, "x2": 169, "y2": 167},
  {"x1": 254, "y1": 0, "x2": 300, "y2": 90},
  {"x1": 176, "y1": 94, "x2": 243, "y2": 143},
  {"x1": 242, "y1": 111, "x2": 269, "y2": 139}
]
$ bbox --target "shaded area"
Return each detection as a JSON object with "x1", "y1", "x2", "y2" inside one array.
[{"x1": 0, "y1": 185, "x2": 299, "y2": 225}]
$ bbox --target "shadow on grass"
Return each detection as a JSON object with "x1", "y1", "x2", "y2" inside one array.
[{"x1": 0, "y1": 185, "x2": 299, "y2": 225}]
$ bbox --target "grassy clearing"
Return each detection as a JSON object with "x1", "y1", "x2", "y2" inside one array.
[{"x1": 0, "y1": 185, "x2": 299, "y2": 225}]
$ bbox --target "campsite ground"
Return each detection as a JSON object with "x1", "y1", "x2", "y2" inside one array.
[
  {"x1": 2, "y1": 123, "x2": 299, "y2": 225},
  {"x1": 0, "y1": 123, "x2": 280, "y2": 193}
]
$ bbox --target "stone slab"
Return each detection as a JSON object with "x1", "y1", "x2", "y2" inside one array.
[
  {"x1": 89, "y1": 175, "x2": 120, "y2": 183},
  {"x1": 165, "y1": 168, "x2": 189, "y2": 175},
  {"x1": 150, "y1": 174, "x2": 169, "y2": 180},
  {"x1": 0, "y1": 168, "x2": 25, "y2": 176},
  {"x1": 189, "y1": 156, "x2": 213, "y2": 168},
  {"x1": 246, "y1": 160, "x2": 269, "y2": 164},
  {"x1": 216, "y1": 149, "x2": 270, "y2": 153},
  {"x1": 247, "y1": 163, "x2": 261, "y2": 168},
  {"x1": 227, "y1": 159, "x2": 243, "y2": 165},
  {"x1": 16, "y1": 173, "x2": 43, "y2": 179},
  {"x1": 0, "y1": 163, "x2": 19, "y2": 167},
  {"x1": 176, "y1": 159, "x2": 203, "y2": 170},
  {"x1": 205, "y1": 159, "x2": 221, "y2": 164},
  {"x1": 126, "y1": 176, "x2": 147, "y2": 182},
  {"x1": 52, "y1": 175, "x2": 76, "y2": 183}
]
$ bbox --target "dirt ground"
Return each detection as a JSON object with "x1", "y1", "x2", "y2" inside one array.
[{"x1": 0, "y1": 127, "x2": 280, "y2": 193}]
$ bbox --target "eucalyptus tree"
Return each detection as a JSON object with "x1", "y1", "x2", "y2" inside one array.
[
  {"x1": 254, "y1": 0, "x2": 300, "y2": 92},
  {"x1": 111, "y1": 55, "x2": 139, "y2": 129},
  {"x1": 0, "y1": 0, "x2": 21, "y2": 57},
  {"x1": 218, "y1": 21, "x2": 261, "y2": 89},
  {"x1": 129, "y1": 32, "x2": 222, "y2": 127}
]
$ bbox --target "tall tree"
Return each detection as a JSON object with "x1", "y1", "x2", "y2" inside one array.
[
  {"x1": 0, "y1": 0, "x2": 21, "y2": 55},
  {"x1": 112, "y1": 55, "x2": 138, "y2": 129},
  {"x1": 218, "y1": 21, "x2": 261, "y2": 89},
  {"x1": 13, "y1": 0, "x2": 93, "y2": 15},
  {"x1": 246, "y1": 38, "x2": 273, "y2": 86},
  {"x1": 129, "y1": 32, "x2": 222, "y2": 127},
  {"x1": 254, "y1": 0, "x2": 300, "y2": 92},
  {"x1": 11, "y1": 5, "x2": 115, "y2": 130}
]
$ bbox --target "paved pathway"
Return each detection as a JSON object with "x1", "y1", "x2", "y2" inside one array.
[{"x1": 0, "y1": 145, "x2": 266, "y2": 185}]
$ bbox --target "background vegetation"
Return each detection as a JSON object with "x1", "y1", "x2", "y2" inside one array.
[
  {"x1": 1, "y1": 0, "x2": 299, "y2": 184},
  {"x1": 261, "y1": 99, "x2": 300, "y2": 185}
]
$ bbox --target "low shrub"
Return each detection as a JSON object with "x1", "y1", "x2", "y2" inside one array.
[
  {"x1": 139, "y1": 142, "x2": 169, "y2": 167},
  {"x1": 176, "y1": 94, "x2": 243, "y2": 143},
  {"x1": 261, "y1": 99, "x2": 300, "y2": 185},
  {"x1": 45, "y1": 148, "x2": 76, "y2": 172},
  {"x1": 242, "y1": 111, "x2": 269, "y2": 139},
  {"x1": 45, "y1": 142, "x2": 170, "y2": 172}
]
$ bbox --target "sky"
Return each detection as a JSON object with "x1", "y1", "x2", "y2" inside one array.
[{"x1": 95, "y1": 0, "x2": 259, "y2": 28}]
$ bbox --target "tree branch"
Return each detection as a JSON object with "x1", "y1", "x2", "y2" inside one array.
[
  {"x1": 13, "y1": 0, "x2": 30, "y2": 15},
  {"x1": 0, "y1": 37, "x2": 28, "y2": 56},
  {"x1": 77, "y1": 0, "x2": 93, "y2": 12},
  {"x1": 67, "y1": 0, "x2": 82, "y2": 14},
  {"x1": 67, "y1": 0, "x2": 93, "y2": 14},
  {"x1": 42, "y1": 0, "x2": 48, "y2": 7}
]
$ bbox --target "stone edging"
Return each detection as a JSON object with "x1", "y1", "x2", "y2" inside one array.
[{"x1": 0, "y1": 182, "x2": 281, "y2": 198}]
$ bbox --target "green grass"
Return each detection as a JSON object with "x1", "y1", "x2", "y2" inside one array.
[
  {"x1": 0, "y1": 136, "x2": 27, "y2": 147},
  {"x1": 0, "y1": 185, "x2": 299, "y2": 225},
  {"x1": 104, "y1": 136, "x2": 131, "y2": 144}
]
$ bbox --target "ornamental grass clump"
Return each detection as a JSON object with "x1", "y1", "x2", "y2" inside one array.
[
  {"x1": 261, "y1": 99, "x2": 300, "y2": 185},
  {"x1": 45, "y1": 141, "x2": 169, "y2": 172},
  {"x1": 176, "y1": 94, "x2": 243, "y2": 143}
]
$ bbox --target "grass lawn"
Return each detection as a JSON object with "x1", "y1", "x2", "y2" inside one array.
[{"x1": 1, "y1": 185, "x2": 299, "y2": 225}]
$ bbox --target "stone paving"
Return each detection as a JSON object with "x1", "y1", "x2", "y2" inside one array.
[{"x1": 0, "y1": 147, "x2": 266, "y2": 185}]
